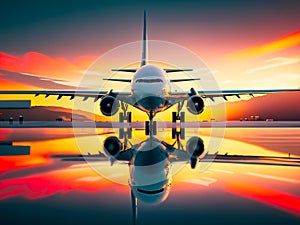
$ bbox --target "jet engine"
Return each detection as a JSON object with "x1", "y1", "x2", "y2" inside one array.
[
  {"x1": 186, "y1": 95, "x2": 204, "y2": 114},
  {"x1": 186, "y1": 136, "x2": 205, "y2": 169},
  {"x1": 100, "y1": 96, "x2": 120, "y2": 116},
  {"x1": 103, "y1": 136, "x2": 122, "y2": 158}
]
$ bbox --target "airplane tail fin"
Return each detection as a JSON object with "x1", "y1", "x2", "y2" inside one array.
[
  {"x1": 111, "y1": 11, "x2": 194, "y2": 74},
  {"x1": 141, "y1": 10, "x2": 147, "y2": 67}
]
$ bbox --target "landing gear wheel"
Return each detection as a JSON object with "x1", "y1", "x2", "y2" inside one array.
[
  {"x1": 171, "y1": 110, "x2": 185, "y2": 140},
  {"x1": 180, "y1": 112, "x2": 185, "y2": 123},
  {"x1": 127, "y1": 112, "x2": 132, "y2": 123},
  {"x1": 119, "y1": 112, "x2": 124, "y2": 123},
  {"x1": 119, "y1": 128, "x2": 125, "y2": 139},
  {"x1": 172, "y1": 112, "x2": 177, "y2": 123},
  {"x1": 172, "y1": 127, "x2": 176, "y2": 139},
  {"x1": 171, "y1": 127, "x2": 184, "y2": 139},
  {"x1": 119, "y1": 126, "x2": 132, "y2": 139},
  {"x1": 128, "y1": 127, "x2": 132, "y2": 139},
  {"x1": 180, "y1": 126, "x2": 185, "y2": 139}
]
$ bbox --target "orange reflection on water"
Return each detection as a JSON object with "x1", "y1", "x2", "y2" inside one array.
[
  {"x1": 226, "y1": 179, "x2": 300, "y2": 217},
  {"x1": 0, "y1": 136, "x2": 79, "y2": 174},
  {"x1": 0, "y1": 162, "x2": 128, "y2": 200},
  {"x1": 173, "y1": 135, "x2": 300, "y2": 218}
]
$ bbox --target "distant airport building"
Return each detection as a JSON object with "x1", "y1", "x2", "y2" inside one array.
[
  {"x1": 0, "y1": 100, "x2": 31, "y2": 109},
  {"x1": 240, "y1": 115, "x2": 261, "y2": 121},
  {"x1": 266, "y1": 118, "x2": 274, "y2": 121},
  {"x1": 0, "y1": 100, "x2": 30, "y2": 124}
]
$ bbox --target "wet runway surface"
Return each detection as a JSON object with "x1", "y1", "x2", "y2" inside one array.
[{"x1": 0, "y1": 127, "x2": 300, "y2": 225}]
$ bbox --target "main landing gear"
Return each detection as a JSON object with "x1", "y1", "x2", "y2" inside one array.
[
  {"x1": 171, "y1": 101, "x2": 185, "y2": 140},
  {"x1": 119, "y1": 101, "x2": 187, "y2": 138},
  {"x1": 119, "y1": 102, "x2": 132, "y2": 147}
]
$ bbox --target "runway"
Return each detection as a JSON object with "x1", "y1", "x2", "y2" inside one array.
[{"x1": 1, "y1": 121, "x2": 300, "y2": 128}]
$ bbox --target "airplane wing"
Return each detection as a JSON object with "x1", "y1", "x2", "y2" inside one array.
[
  {"x1": 1, "y1": 88, "x2": 298, "y2": 98},
  {"x1": 0, "y1": 90, "x2": 131, "y2": 101},
  {"x1": 199, "y1": 88, "x2": 300, "y2": 100},
  {"x1": 51, "y1": 149, "x2": 134, "y2": 163},
  {"x1": 169, "y1": 88, "x2": 300, "y2": 102},
  {"x1": 201, "y1": 154, "x2": 300, "y2": 167},
  {"x1": 51, "y1": 153, "x2": 109, "y2": 162},
  {"x1": 169, "y1": 149, "x2": 300, "y2": 167},
  {"x1": 1, "y1": 88, "x2": 299, "y2": 110}
]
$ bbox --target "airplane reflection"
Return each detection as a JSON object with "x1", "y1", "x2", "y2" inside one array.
[
  {"x1": 102, "y1": 134, "x2": 204, "y2": 225},
  {"x1": 61, "y1": 132, "x2": 300, "y2": 225}
]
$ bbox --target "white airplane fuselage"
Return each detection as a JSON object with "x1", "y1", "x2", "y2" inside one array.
[
  {"x1": 131, "y1": 64, "x2": 170, "y2": 115},
  {"x1": 128, "y1": 136, "x2": 171, "y2": 205}
]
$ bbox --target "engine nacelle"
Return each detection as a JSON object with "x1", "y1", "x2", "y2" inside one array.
[
  {"x1": 187, "y1": 95, "x2": 204, "y2": 115},
  {"x1": 186, "y1": 136, "x2": 205, "y2": 169},
  {"x1": 100, "y1": 96, "x2": 120, "y2": 116},
  {"x1": 103, "y1": 136, "x2": 122, "y2": 158}
]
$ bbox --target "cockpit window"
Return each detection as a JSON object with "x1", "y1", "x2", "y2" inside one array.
[
  {"x1": 136, "y1": 78, "x2": 163, "y2": 83},
  {"x1": 137, "y1": 188, "x2": 164, "y2": 194}
]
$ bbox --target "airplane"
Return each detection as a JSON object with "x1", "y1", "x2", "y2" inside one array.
[{"x1": 0, "y1": 10, "x2": 299, "y2": 138}]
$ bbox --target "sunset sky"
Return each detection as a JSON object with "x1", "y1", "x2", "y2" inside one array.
[{"x1": 0, "y1": 0, "x2": 300, "y2": 111}]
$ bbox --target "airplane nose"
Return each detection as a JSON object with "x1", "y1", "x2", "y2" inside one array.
[
  {"x1": 131, "y1": 179, "x2": 171, "y2": 205},
  {"x1": 136, "y1": 96, "x2": 165, "y2": 110}
]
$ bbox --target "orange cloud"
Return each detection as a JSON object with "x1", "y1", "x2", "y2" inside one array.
[
  {"x1": 227, "y1": 30, "x2": 300, "y2": 60},
  {"x1": 0, "y1": 77, "x2": 37, "y2": 90},
  {"x1": 0, "y1": 52, "x2": 97, "y2": 84}
]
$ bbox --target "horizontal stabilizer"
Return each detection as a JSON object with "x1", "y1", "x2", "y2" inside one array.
[
  {"x1": 111, "y1": 69, "x2": 137, "y2": 73},
  {"x1": 170, "y1": 78, "x2": 200, "y2": 83},
  {"x1": 103, "y1": 78, "x2": 131, "y2": 82},
  {"x1": 164, "y1": 69, "x2": 193, "y2": 73},
  {"x1": 111, "y1": 68, "x2": 193, "y2": 73}
]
